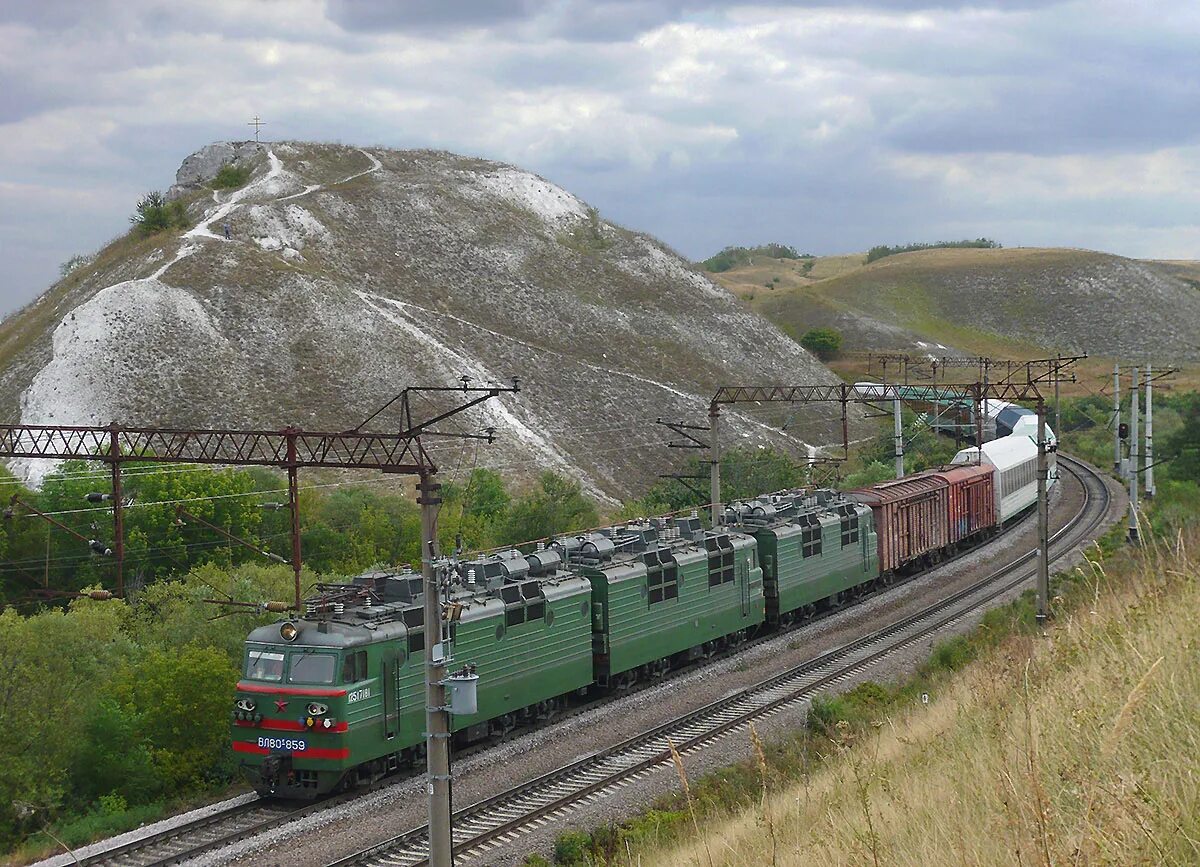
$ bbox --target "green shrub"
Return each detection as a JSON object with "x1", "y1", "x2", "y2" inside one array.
[
  {"x1": 58, "y1": 253, "x2": 94, "y2": 278},
  {"x1": 130, "y1": 191, "x2": 189, "y2": 235},
  {"x1": 554, "y1": 830, "x2": 592, "y2": 864},
  {"x1": 211, "y1": 162, "x2": 251, "y2": 190},
  {"x1": 799, "y1": 327, "x2": 842, "y2": 359}
]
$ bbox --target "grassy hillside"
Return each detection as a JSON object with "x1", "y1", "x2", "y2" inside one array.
[
  {"x1": 709, "y1": 247, "x2": 1200, "y2": 363},
  {"x1": 644, "y1": 530, "x2": 1200, "y2": 866}
]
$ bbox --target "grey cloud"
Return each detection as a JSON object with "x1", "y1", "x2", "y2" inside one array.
[{"x1": 324, "y1": 0, "x2": 1071, "y2": 40}]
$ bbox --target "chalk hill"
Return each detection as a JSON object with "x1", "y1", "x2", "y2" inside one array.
[{"x1": 0, "y1": 142, "x2": 846, "y2": 500}]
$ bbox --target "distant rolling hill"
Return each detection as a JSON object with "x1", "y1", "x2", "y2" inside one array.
[{"x1": 709, "y1": 247, "x2": 1200, "y2": 362}]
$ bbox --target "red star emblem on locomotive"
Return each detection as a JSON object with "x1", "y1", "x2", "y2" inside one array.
[{"x1": 275, "y1": 699, "x2": 288, "y2": 712}]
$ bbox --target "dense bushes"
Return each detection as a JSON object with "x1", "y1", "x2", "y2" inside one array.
[
  {"x1": 865, "y1": 238, "x2": 1000, "y2": 263},
  {"x1": 0, "y1": 462, "x2": 610, "y2": 853},
  {"x1": 0, "y1": 565, "x2": 293, "y2": 851},
  {"x1": 799, "y1": 327, "x2": 842, "y2": 359}
]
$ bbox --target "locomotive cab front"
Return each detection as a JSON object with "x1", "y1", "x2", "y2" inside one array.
[{"x1": 231, "y1": 620, "x2": 364, "y2": 798}]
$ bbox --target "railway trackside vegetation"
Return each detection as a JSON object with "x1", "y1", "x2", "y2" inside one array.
[
  {"x1": 534, "y1": 392, "x2": 1200, "y2": 866},
  {"x1": 625, "y1": 528, "x2": 1200, "y2": 866},
  {"x1": 0, "y1": 447, "x2": 792, "y2": 858}
]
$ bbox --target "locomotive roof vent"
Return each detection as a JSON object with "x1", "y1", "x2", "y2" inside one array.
[
  {"x1": 526, "y1": 547, "x2": 562, "y2": 575},
  {"x1": 496, "y1": 549, "x2": 530, "y2": 582},
  {"x1": 579, "y1": 533, "x2": 616, "y2": 561}
]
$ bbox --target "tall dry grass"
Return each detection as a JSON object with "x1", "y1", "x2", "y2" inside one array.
[{"x1": 650, "y1": 532, "x2": 1200, "y2": 866}]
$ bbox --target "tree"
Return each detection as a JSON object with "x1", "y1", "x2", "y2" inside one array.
[
  {"x1": 1162, "y1": 393, "x2": 1200, "y2": 482},
  {"x1": 843, "y1": 460, "x2": 894, "y2": 488},
  {"x1": 114, "y1": 644, "x2": 239, "y2": 790},
  {"x1": 500, "y1": 472, "x2": 598, "y2": 546},
  {"x1": 799, "y1": 327, "x2": 842, "y2": 360},
  {"x1": 130, "y1": 191, "x2": 189, "y2": 235}
]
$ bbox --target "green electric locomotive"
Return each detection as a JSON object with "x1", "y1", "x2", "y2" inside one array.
[
  {"x1": 724, "y1": 489, "x2": 878, "y2": 624},
  {"x1": 231, "y1": 514, "x2": 772, "y2": 796},
  {"x1": 232, "y1": 553, "x2": 595, "y2": 797}
]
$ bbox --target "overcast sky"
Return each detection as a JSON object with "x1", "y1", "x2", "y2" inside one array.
[{"x1": 1, "y1": 0, "x2": 1198, "y2": 316}]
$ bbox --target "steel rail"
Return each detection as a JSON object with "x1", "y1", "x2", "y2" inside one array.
[
  {"x1": 329, "y1": 454, "x2": 1110, "y2": 867},
  {"x1": 75, "y1": 792, "x2": 358, "y2": 867}
]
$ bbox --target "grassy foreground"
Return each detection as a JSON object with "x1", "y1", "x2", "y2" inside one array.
[{"x1": 642, "y1": 532, "x2": 1200, "y2": 866}]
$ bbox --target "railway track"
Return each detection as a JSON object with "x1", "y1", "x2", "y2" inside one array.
[
  {"x1": 328, "y1": 454, "x2": 1112, "y2": 867},
  {"x1": 64, "y1": 456, "x2": 1108, "y2": 867},
  {"x1": 75, "y1": 794, "x2": 349, "y2": 867}
]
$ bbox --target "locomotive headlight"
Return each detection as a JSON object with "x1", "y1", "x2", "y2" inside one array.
[
  {"x1": 279, "y1": 622, "x2": 299, "y2": 642},
  {"x1": 306, "y1": 702, "x2": 328, "y2": 716},
  {"x1": 236, "y1": 698, "x2": 257, "y2": 713},
  {"x1": 322, "y1": 718, "x2": 333, "y2": 729}
]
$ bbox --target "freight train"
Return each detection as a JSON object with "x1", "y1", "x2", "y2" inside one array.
[{"x1": 231, "y1": 432, "x2": 1054, "y2": 797}]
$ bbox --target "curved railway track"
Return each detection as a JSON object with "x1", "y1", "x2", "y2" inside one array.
[
  {"x1": 64, "y1": 455, "x2": 1110, "y2": 867},
  {"x1": 328, "y1": 454, "x2": 1112, "y2": 867}
]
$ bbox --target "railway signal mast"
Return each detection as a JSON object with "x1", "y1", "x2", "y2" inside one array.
[{"x1": 0, "y1": 379, "x2": 520, "y2": 867}]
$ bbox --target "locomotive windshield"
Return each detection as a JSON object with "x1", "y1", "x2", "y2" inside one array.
[
  {"x1": 288, "y1": 651, "x2": 336, "y2": 684},
  {"x1": 246, "y1": 649, "x2": 284, "y2": 681}
]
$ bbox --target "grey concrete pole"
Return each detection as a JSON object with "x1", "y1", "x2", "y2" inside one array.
[
  {"x1": 1053, "y1": 353, "x2": 1061, "y2": 442},
  {"x1": 1145, "y1": 363, "x2": 1155, "y2": 498},
  {"x1": 1036, "y1": 398, "x2": 1050, "y2": 627},
  {"x1": 1128, "y1": 366, "x2": 1140, "y2": 543},
  {"x1": 419, "y1": 470, "x2": 452, "y2": 867},
  {"x1": 1113, "y1": 364, "x2": 1121, "y2": 475},
  {"x1": 709, "y1": 403, "x2": 722, "y2": 526},
  {"x1": 893, "y1": 396, "x2": 904, "y2": 478}
]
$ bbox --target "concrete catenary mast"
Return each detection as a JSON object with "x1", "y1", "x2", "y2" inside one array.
[
  {"x1": 1113, "y1": 363, "x2": 1121, "y2": 475},
  {"x1": 1128, "y1": 366, "x2": 1140, "y2": 542},
  {"x1": 1144, "y1": 363, "x2": 1155, "y2": 498}
]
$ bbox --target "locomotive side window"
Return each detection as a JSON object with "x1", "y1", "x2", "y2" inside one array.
[
  {"x1": 289, "y1": 651, "x2": 336, "y2": 684},
  {"x1": 648, "y1": 563, "x2": 679, "y2": 604},
  {"x1": 342, "y1": 650, "x2": 368, "y2": 682},
  {"x1": 246, "y1": 650, "x2": 284, "y2": 681},
  {"x1": 408, "y1": 632, "x2": 425, "y2": 655},
  {"x1": 706, "y1": 536, "x2": 735, "y2": 586},
  {"x1": 801, "y1": 524, "x2": 822, "y2": 558},
  {"x1": 840, "y1": 514, "x2": 859, "y2": 548}
]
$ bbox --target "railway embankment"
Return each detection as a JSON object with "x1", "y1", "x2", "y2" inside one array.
[{"x1": 547, "y1": 486, "x2": 1200, "y2": 866}]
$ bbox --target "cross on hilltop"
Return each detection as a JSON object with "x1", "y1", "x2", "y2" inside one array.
[{"x1": 248, "y1": 115, "x2": 266, "y2": 142}]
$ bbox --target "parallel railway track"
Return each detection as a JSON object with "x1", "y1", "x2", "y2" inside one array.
[
  {"x1": 65, "y1": 455, "x2": 1110, "y2": 867},
  {"x1": 329, "y1": 454, "x2": 1112, "y2": 867}
]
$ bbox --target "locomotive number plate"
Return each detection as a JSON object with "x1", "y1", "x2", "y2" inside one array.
[{"x1": 258, "y1": 736, "x2": 307, "y2": 752}]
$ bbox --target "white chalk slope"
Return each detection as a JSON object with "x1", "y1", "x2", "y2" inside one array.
[{"x1": 3, "y1": 141, "x2": 847, "y2": 499}]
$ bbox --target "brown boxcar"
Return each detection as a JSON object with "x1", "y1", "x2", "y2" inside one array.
[
  {"x1": 922, "y1": 464, "x2": 997, "y2": 545},
  {"x1": 847, "y1": 475, "x2": 949, "y2": 575}
]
